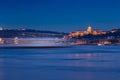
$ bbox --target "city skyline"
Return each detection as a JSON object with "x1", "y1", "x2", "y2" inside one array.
[{"x1": 0, "y1": 0, "x2": 120, "y2": 32}]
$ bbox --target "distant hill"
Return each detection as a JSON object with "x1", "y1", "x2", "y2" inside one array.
[
  {"x1": 0, "y1": 29, "x2": 68, "y2": 38},
  {"x1": 64, "y1": 28, "x2": 120, "y2": 44},
  {"x1": 65, "y1": 28, "x2": 120, "y2": 40}
]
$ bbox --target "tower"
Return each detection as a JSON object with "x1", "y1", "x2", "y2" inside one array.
[{"x1": 87, "y1": 26, "x2": 92, "y2": 33}]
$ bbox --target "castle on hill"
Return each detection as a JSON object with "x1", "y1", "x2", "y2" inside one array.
[{"x1": 65, "y1": 26, "x2": 106, "y2": 38}]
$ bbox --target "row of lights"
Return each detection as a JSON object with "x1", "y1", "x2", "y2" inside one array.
[{"x1": 0, "y1": 37, "x2": 19, "y2": 44}]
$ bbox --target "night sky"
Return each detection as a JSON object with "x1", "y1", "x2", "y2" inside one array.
[{"x1": 0, "y1": 0, "x2": 120, "y2": 32}]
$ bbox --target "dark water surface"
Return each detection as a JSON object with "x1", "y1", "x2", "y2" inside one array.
[{"x1": 0, "y1": 45, "x2": 120, "y2": 80}]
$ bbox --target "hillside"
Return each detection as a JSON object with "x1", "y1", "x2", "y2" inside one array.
[{"x1": 0, "y1": 29, "x2": 68, "y2": 38}]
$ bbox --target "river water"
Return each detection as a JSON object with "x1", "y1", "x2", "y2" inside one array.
[{"x1": 0, "y1": 45, "x2": 120, "y2": 80}]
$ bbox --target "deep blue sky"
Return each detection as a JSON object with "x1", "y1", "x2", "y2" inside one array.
[{"x1": 0, "y1": 0, "x2": 120, "y2": 32}]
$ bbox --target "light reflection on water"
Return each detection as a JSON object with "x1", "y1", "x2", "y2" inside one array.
[{"x1": 0, "y1": 45, "x2": 120, "y2": 80}]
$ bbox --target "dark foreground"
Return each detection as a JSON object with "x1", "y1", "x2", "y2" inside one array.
[{"x1": 0, "y1": 45, "x2": 120, "y2": 80}]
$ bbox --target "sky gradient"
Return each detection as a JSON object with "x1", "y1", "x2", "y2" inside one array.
[{"x1": 0, "y1": 0, "x2": 120, "y2": 32}]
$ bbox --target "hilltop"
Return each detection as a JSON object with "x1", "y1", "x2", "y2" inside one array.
[
  {"x1": 64, "y1": 26, "x2": 120, "y2": 45},
  {"x1": 0, "y1": 28, "x2": 68, "y2": 38}
]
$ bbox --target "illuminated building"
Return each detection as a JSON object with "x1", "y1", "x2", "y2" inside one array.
[
  {"x1": 87, "y1": 26, "x2": 92, "y2": 33},
  {"x1": 76, "y1": 40, "x2": 87, "y2": 44},
  {"x1": 92, "y1": 30, "x2": 106, "y2": 35},
  {"x1": 0, "y1": 38, "x2": 4, "y2": 44},
  {"x1": 14, "y1": 37, "x2": 19, "y2": 44},
  {"x1": 99, "y1": 40, "x2": 111, "y2": 44},
  {"x1": 65, "y1": 26, "x2": 106, "y2": 38},
  {"x1": 110, "y1": 29, "x2": 117, "y2": 33}
]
